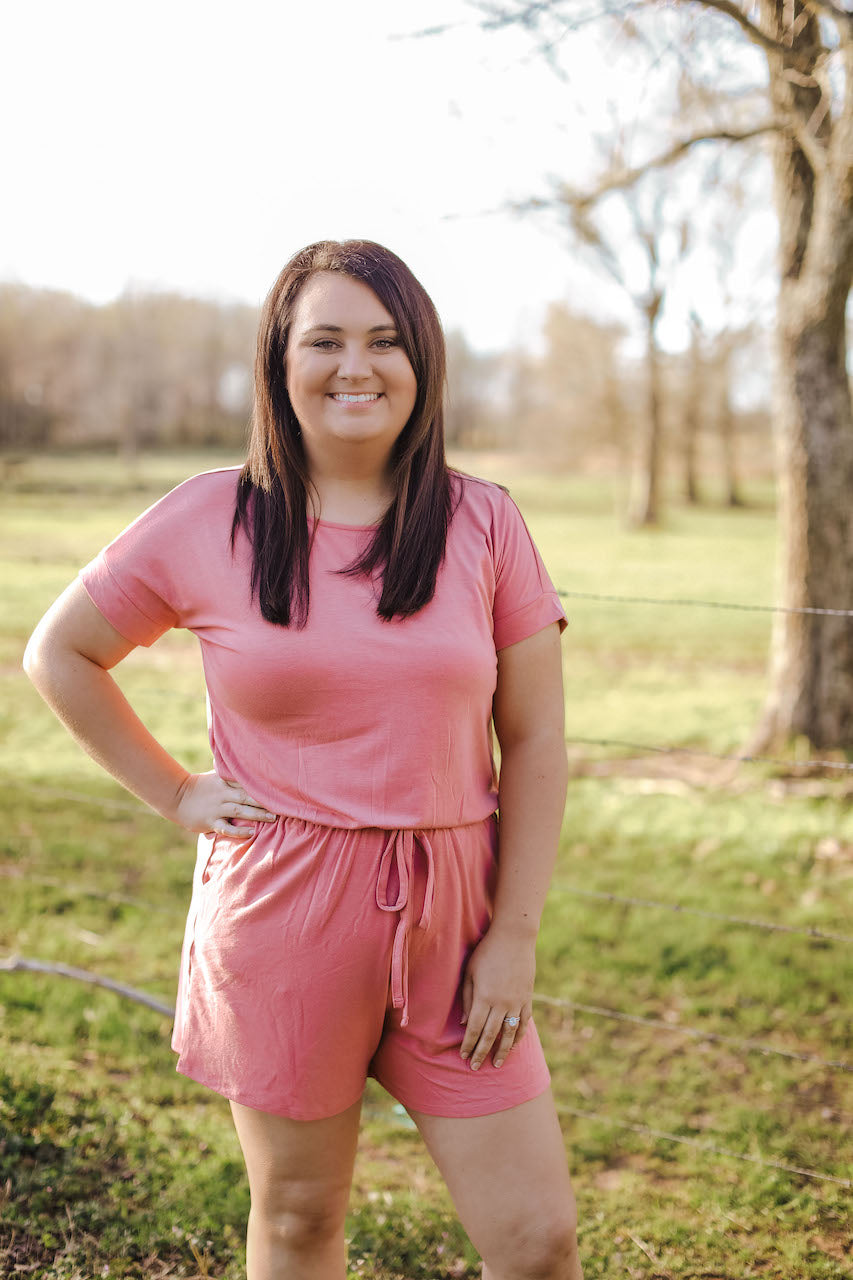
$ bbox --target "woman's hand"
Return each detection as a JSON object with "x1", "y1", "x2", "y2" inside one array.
[
  {"x1": 172, "y1": 771, "x2": 277, "y2": 836},
  {"x1": 459, "y1": 925, "x2": 537, "y2": 1071}
]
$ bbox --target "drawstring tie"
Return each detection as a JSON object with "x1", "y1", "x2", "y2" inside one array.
[{"x1": 375, "y1": 829, "x2": 436, "y2": 1027}]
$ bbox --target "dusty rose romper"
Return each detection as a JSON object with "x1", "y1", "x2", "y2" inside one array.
[{"x1": 80, "y1": 467, "x2": 567, "y2": 1120}]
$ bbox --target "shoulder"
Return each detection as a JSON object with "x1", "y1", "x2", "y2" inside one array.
[
  {"x1": 126, "y1": 466, "x2": 242, "y2": 529},
  {"x1": 450, "y1": 470, "x2": 513, "y2": 518},
  {"x1": 449, "y1": 470, "x2": 523, "y2": 539},
  {"x1": 101, "y1": 467, "x2": 242, "y2": 558},
  {"x1": 154, "y1": 465, "x2": 242, "y2": 510}
]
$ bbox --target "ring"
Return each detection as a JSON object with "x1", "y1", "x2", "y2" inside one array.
[{"x1": 503, "y1": 1015, "x2": 520, "y2": 1028}]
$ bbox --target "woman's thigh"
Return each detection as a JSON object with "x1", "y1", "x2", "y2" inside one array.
[
  {"x1": 230, "y1": 1096, "x2": 363, "y2": 1226},
  {"x1": 407, "y1": 1089, "x2": 581, "y2": 1278}
]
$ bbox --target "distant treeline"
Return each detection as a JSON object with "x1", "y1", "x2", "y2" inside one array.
[{"x1": 0, "y1": 282, "x2": 770, "y2": 479}]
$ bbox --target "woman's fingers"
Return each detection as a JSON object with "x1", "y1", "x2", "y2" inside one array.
[
  {"x1": 461, "y1": 1006, "x2": 512, "y2": 1070},
  {"x1": 222, "y1": 780, "x2": 276, "y2": 820},
  {"x1": 223, "y1": 800, "x2": 276, "y2": 821},
  {"x1": 492, "y1": 1016, "x2": 521, "y2": 1068},
  {"x1": 178, "y1": 773, "x2": 278, "y2": 835},
  {"x1": 219, "y1": 780, "x2": 276, "y2": 823},
  {"x1": 460, "y1": 972, "x2": 473, "y2": 1026},
  {"x1": 461, "y1": 1002, "x2": 524, "y2": 1070},
  {"x1": 460, "y1": 997, "x2": 486, "y2": 1060},
  {"x1": 211, "y1": 817, "x2": 254, "y2": 836},
  {"x1": 516, "y1": 1001, "x2": 533, "y2": 1042},
  {"x1": 212, "y1": 800, "x2": 277, "y2": 836}
]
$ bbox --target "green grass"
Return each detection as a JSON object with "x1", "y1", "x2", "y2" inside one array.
[{"x1": 1, "y1": 449, "x2": 851, "y2": 1278}]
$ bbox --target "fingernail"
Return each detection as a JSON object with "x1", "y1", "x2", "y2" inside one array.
[
  {"x1": 460, "y1": 1013, "x2": 467, "y2": 1024},
  {"x1": 494, "y1": 1059, "x2": 504, "y2": 1069},
  {"x1": 460, "y1": 1051, "x2": 468, "y2": 1060},
  {"x1": 471, "y1": 1061, "x2": 480, "y2": 1071}
]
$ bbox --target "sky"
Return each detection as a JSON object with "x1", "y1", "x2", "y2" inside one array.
[{"x1": 2, "y1": 0, "x2": 778, "y2": 360}]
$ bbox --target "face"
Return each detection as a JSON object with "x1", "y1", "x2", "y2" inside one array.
[{"x1": 285, "y1": 271, "x2": 418, "y2": 467}]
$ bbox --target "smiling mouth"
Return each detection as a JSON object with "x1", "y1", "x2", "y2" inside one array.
[{"x1": 329, "y1": 393, "x2": 382, "y2": 403}]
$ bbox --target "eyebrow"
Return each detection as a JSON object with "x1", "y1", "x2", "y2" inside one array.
[{"x1": 302, "y1": 323, "x2": 398, "y2": 335}]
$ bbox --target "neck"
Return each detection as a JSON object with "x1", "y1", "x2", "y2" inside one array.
[
  {"x1": 303, "y1": 445, "x2": 394, "y2": 514},
  {"x1": 304, "y1": 453, "x2": 395, "y2": 526}
]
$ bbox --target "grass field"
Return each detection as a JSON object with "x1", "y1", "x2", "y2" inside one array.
[{"x1": 1, "y1": 450, "x2": 851, "y2": 1279}]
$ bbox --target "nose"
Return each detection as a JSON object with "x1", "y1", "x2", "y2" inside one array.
[{"x1": 336, "y1": 342, "x2": 373, "y2": 381}]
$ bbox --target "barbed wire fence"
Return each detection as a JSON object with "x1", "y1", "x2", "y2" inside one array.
[{"x1": 4, "y1": 583, "x2": 852, "y2": 1193}]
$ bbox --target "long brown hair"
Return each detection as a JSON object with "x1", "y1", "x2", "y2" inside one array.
[{"x1": 232, "y1": 240, "x2": 456, "y2": 626}]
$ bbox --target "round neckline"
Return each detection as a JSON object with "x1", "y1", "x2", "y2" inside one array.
[{"x1": 308, "y1": 515, "x2": 381, "y2": 531}]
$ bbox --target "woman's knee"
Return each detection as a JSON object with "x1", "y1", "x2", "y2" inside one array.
[
  {"x1": 251, "y1": 1175, "x2": 350, "y2": 1251},
  {"x1": 487, "y1": 1203, "x2": 580, "y2": 1280}
]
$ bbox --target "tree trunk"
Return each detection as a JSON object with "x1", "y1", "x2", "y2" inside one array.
[
  {"x1": 719, "y1": 397, "x2": 744, "y2": 508},
  {"x1": 683, "y1": 319, "x2": 702, "y2": 504},
  {"x1": 715, "y1": 341, "x2": 744, "y2": 508},
  {"x1": 754, "y1": 308, "x2": 853, "y2": 749},
  {"x1": 751, "y1": 1, "x2": 853, "y2": 751},
  {"x1": 629, "y1": 298, "x2": 663, "y2": 526}
]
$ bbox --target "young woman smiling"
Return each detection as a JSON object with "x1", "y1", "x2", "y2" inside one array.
[{"x1": 24, "y1": 240, "x2": 584, "y2": 1280}]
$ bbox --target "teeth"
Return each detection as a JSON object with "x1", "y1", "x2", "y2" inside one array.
[{"x1": 332, "y1": 393, "x2": 380, "y2": 402}]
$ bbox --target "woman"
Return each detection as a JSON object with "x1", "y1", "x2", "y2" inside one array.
[{"x1": 24, "y1": 240, "x2": 584, "y2": 1280}]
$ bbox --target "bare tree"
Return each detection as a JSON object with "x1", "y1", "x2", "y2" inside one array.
[
  {"x1": 539, "y1": 302, "x2": 628, "y2": 469},
  {"x1": 682, "y1": 311, "x2": 705, "y2": 504},
  {"x1": 709, "y1": 328, "x2": 749, "y2": 507},
  {"x1": 460, "y1": 0, "x2": 853, "y2": 751},
  {"x1": 538, "y1": 170, "x2": 685, "y2": 524},
  {"x1": 0, "y1": 285, "x2": 257, "y2": 452}
]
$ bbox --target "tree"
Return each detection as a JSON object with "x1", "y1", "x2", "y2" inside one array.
[
  {"x1": 462, "y1": 0, "x2": 853, "y2": 751},
  {"x1": 548, "y1": 174, "x2": 676, "y2": 525},
  {"x1": 707, "y1": 327, "x2": 750, "y2": 508},
  {"x1": 539, "y1": 303, "x2": 627, "y2": 468},
  {"x1": 445, "y1": 329, "x2": 504, "y2": 446}
]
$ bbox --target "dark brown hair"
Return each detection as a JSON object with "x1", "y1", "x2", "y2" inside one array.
[{"x1": 232, "y1": 239, "x2": 456, "y2": 626}]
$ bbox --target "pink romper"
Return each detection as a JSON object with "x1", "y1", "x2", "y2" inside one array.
[{"x1": 79, "y1": 467, "x2": 567, "y2": 1120}]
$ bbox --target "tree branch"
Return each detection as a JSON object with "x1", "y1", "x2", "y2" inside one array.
[
  {"x1": 555, "y1": 124, "x2": 779, "y2": 203},
  {"x1": 680, "y1": 0, "x2": 811, "y2": 59},
  {"x1": 801, "y1": 0, "x2": 853, "y2": 35}
]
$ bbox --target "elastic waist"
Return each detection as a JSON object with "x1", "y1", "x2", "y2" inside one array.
[{"x1": 251, "y1": 810, "x2": 497, "y2": 838}]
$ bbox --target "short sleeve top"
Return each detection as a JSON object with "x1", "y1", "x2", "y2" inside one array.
[{"x1": 79, "y1": 467, "x2": 567, "y2": 829}]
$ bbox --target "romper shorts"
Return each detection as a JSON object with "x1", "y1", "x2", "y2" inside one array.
[{"x1": 171, "y1": 812, "x2": 552, "y2": 1120}]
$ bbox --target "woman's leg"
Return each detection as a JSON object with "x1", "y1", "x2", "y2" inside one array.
[
  {"x1": 229, "y1": 1095, "x2": 363, "y2": 1280},
  {"x1": 407, "y1": 1089, "x2": 583, "y2": 1280}
]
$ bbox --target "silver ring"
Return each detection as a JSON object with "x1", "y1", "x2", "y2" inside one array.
[{"x1": 503, "y1": 1015, "x2": 520, "y2": 1028}]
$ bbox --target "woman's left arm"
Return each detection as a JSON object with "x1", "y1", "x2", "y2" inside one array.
[{"x1": 459, "y1": 621, "x2": 567, "y2": 1070}]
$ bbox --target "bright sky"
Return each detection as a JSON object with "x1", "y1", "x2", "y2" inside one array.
[{"x1": 2, "y1": 0, "x2": 777, "y2": 357}]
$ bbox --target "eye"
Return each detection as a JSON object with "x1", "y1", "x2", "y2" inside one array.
[
  {"x1": 373, "y1": 338, "x2": 399, "y2": 349},
  {"x1": 312, "y1": 339, "x2": 338, "y2": 350}
]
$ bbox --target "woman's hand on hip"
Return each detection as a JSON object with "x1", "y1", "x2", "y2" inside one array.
[
  {"x1": 172, "y1": 771, "x2": 277, "y2": 836},
  {"x1": 459, "y1": 926, "x2": 536, "y2": 1071}
]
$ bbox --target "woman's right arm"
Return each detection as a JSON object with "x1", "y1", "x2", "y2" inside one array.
[{"x1": 23, "y1": 580, "x2": 275, "y2": 836}]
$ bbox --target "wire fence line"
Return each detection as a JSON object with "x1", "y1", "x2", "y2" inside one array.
[
  {"x1": 549, "y1": 883, "x2": 853, "y2": 946},
  {"x1": 567, "y1": 735, "x2": 853, "y2": 773},
  {"x1": 558, "y1": 586, "x2": 853, "y2": 770},
  {"x1": 17, "y1": 781, "x2": 153, "y2": 816},
  {"x1": 534, "y1": 994, "x2": 853, "y2": 1072},
  {"x1": 556, "y1": 587, "x2": 853, "y2": 619},
  {"x1": 10, "y1": 862, "x2": 850, "y2": 950},
  {"x1": 7, "y1": 952, "x2": 849, "y2": 1189},
  {"x1": 8, "y1": 950, "x2": 848, "y2": 1077},
  {"x1": 553, "y1": 1105, "x2": 852, "y2": 1189},
  {"x1": 10, "y1": 784, "x2": 850, "y2": 945},
  {"x1": 8, "y1": 563, "x2": 850, "y2": 1213}
]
